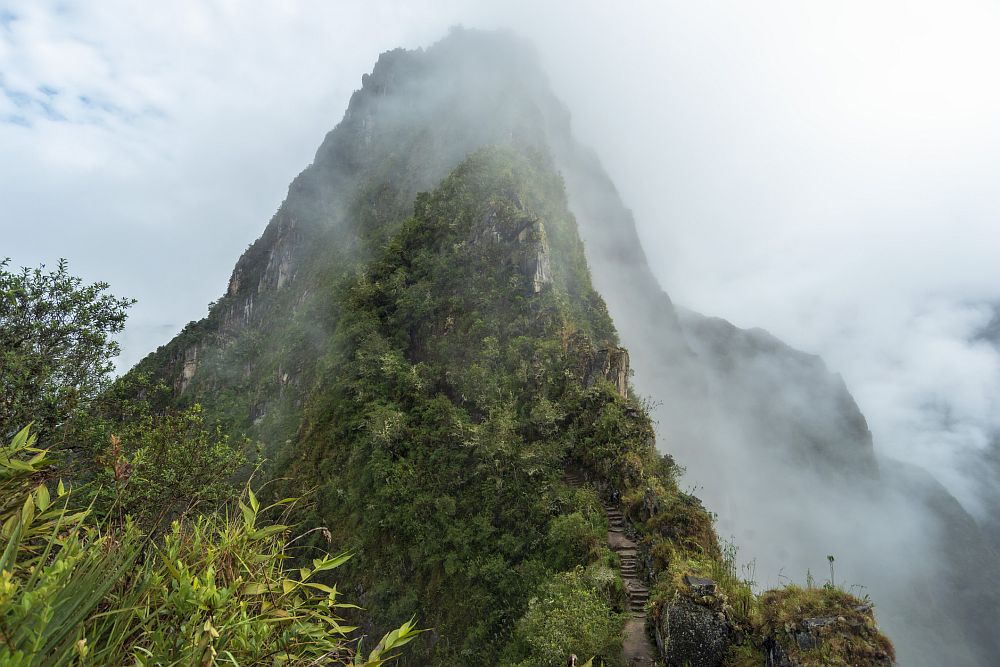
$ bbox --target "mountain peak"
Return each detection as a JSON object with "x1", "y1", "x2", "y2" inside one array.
[{"x1": 126, "y1": 30, "x2": 906, "y2": 666}]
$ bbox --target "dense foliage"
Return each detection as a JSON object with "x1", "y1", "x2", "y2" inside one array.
[
  {"x1": 87, "y1": 400, "x2": 252, "y2": 529},
  {"x1": 265, "y1": 148, "x2": 631, "y2": 664},
  {"x1": 0, "y1": 258, "x2": 417, "y2": 665},
  {"x1": 64, "y1": 371, "x2": 252, "y2": 531},
  {"x1": 0, "y1": 425, "x2": 418, "y2": 665},
  {"x1": 0, "y1": 259, "x2": 133, "y2": 441},
  {"x1": 501, "y1": 567, "x2": 624, "y2": 667}
]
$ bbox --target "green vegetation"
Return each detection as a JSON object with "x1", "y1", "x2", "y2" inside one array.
[
  {"x1": 502, "y1": 567, "x2": 624, "y2": 667},
  {"x1": 0, "y1": 254, "x2": 417, "y2": 664},
  {"x1": 267, "y1": 147, "x2": 629, "y2": 664},
  {"x1": 0, "y1": 258, "x2": 134, "y2": 441},
  {"x1": 0, "y1": 425, "x2": 418, "y2": 665},
  {"x1": 86, "y1": 401, "x2": 252, "y2": 529}
]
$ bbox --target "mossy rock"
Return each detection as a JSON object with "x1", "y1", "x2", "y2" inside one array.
[{"x1": 757, "y1": 585, "x2": 894, "y2": 666}]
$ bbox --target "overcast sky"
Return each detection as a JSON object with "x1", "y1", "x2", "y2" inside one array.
[{"x1": 4, "y1": 0, "x2": 1000, "y2": 514}]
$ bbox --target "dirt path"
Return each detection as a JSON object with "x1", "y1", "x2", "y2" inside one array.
[{"x1": 564, "y1": 471, "x2": 658, "y2": 666}]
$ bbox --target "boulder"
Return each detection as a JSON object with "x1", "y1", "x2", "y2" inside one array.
[{"x1": 656, "y1": 600, "x2": 729, "y2": 667}]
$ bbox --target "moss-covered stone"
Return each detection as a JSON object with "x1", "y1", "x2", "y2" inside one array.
[{"x1": 757, "y1": 585, "x2": 894, "y2": 666}]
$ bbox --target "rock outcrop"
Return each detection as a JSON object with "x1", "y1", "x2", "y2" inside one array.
[
  {"x1": 656, "y1": 600, "x2": 728, "y2": 667},
  {"x1": 585, "y1": 347, "x2": 629, "y2": 398}
]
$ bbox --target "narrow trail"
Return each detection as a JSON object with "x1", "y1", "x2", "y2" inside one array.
[{"x1": 565, "y1": 471, "x2": 658, "y2": 666}]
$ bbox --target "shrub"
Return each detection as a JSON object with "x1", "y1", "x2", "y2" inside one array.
[
  {"x1": 89, "y1": 403, "x2": 251, "y2": 529},
  {"x1": 0, "y1": 425, "x2": 418, "y2": 665},
  {"x1": 502, "y1": 567, "x2": 624, "y2": 667},
  {"x1": 546, "y1": 512, "x2": 602, "y2": 570}
]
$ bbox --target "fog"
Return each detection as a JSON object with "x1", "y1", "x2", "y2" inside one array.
[{"x1": 4, "y1": 2, "x2": 1000, "y2": 664}]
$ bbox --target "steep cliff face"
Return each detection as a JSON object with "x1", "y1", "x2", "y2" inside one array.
[{"x1": 124, "y1": 27, "x2": 1000, "y2": 665}]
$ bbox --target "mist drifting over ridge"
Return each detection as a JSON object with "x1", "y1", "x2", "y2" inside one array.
[{"x1": 5, "y1": 3, "x2": 1000, "y2": 665}]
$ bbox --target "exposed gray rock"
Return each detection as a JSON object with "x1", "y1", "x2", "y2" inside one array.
[
  {"x1": 655, "y1": 600, "x2": 729, "y2": 667},
  {"x1": 763, "y1": 637, "x2": 796, "y2": 667},
  {"x1": 683, "y1": 575, "x2": 717, "y2": 597},
  {"x1": 585, "y1": 347, "x2": 629, "y2": 397},
  {"x1": 178, "y1": 345, "x2": 198, "y2": 393},
  {"x1": 525, "y1": 241, "x2": 552, "y2": 293}
]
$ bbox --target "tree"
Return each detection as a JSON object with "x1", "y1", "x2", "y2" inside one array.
[{"x1": 0, "y1": 258, "x2": 134, "y2": 440}]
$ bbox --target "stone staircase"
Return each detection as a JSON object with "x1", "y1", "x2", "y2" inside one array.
[
  {"x1": 564, "y1": 470, "x2": 658, "y2": 666},
  {"x1": 604, "y1": 504, "x2": 651, "y2": 615}
]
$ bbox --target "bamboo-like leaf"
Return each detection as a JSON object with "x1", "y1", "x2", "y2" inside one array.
[
  {"x1": 240, "y1": 502, "x2": 255, "y2": 530},
  {"x1": 247, "y1": 487, "x2": 259, "y2": 514},
  {"x1": 34, "y1": 484, "x2": 50, "y2": 512}
]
